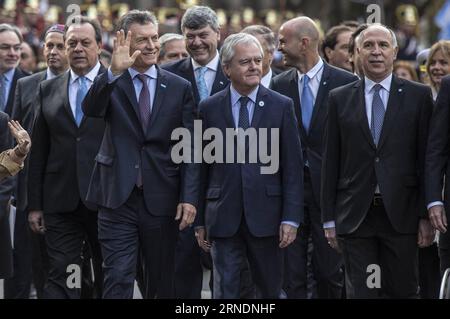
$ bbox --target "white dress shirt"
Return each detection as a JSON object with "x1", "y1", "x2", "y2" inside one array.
[
  {"x1": 297, "y1": 58, "x2": 324, "y2": 106},
  {"x1": 69, "y1": 62, "x2": 101, "y2": 119}
]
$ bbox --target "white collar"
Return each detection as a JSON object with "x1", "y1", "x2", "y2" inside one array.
[
  {"x1": 128, "y1": 64, "x2": 158, "y2": 80},
  {"x1": 297, "y1": 58, "x2": 324, "y2": 81},
  {"x1": 70, "y1": 61, "x2": 101, "y2": 84},
  {"x1": 364, "y1": 73, "x2": 393, "y2": 93},
  {"x1": 191, "y1": 51, "x2": 220, "y2": 72}
]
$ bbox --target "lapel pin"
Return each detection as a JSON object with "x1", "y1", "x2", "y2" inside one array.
[
  {"x1": 323, "y1": 81, "x2": 327, "y2": 85},
  {"x1": 220, "y1": 81, "x2": 224, "y2": 85},
  {"x1": 398, "y1": 88, "x2": 402, "y2": 92},
  {"x1": 259, "y1": 101, "x2": 264, "y2": 107},
  {"x1": 161, "y1": 84, "x2": 166, "y2": 88}
]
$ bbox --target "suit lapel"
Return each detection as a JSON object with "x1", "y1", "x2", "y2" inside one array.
[
  {"x1": 79, "y1": 65, "x2": 107, "y2": 128},
  {"x1": 355, "y1": 80, "x2": 376, "y2": 149},
  {"x1": 148, "y1": 66, "x2": 168, "y2": 131},
  {"x1": 377, "y1": 76, "x2": 404, "y2": 150},
  {"x1": 288, "y1": 70, "x2": 307, "y2": 139},
  {"x1": 309, "y1": 63, "x2": 330, "y2": 132},
  {"x1": 211, "y1": 62, "x2": 228, "y2": 95},
  {"x1": 116, "y1": 71, "x2": 140, "y2": 122},
  {"x1": 5, "y1": 68, "x2": 23, "y2": 115},
  {"x1": 184, "y1": 59, "x2": 200, "y2": 103},
  {"x1": 251, "y1": 86, "x2": 268, "y2": 129},
  {"x1": 59, "y1": 72, "x2": 78, "y2": 129},
  {"x1": 221, "y1": 88, "x2": 235, "y2": 129}
]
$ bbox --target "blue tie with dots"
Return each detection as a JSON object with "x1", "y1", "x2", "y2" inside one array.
[
  {"x1": 371, "y1": 84, "x2": 385, "y2": 146},
  {"x1": 196, "y1": 67, "x2": 209, "y2": 101}
]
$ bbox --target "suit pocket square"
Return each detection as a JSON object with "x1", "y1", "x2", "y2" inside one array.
[{"x1": 95, "y1": 154, "x2": 114, "y2": 166}]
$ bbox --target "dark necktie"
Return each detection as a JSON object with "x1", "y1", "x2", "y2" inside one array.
[
  {"x1": 238, "y1": 96, "x2": 250, "y2": 129},
  {"x1": 371, "y1": 84, "x2": 385, "y2": 146},
  {"x1": 136, "y1": 74, "x2": 151, "y2": 131}
]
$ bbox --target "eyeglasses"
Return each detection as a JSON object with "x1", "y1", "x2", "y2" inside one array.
[{"x1": 0, "y1": 44, "x2": 22, "y2": 52}]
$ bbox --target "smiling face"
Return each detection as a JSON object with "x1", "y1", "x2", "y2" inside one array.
[
  {"x1": 428, "y1": 49, "x2": 450, "y2": 90},
  {"x1": 129, "y1": 22, "x2": 160, "y2": 72},
  {"x1": 358, "y1": 27, "x2": 398, "y2": 82},
  {"x1": 278, "y1": 24, "x2": 301, "y2": 68},
  {"x1": 184, "y1": 25, "x2": 219, "y2": 66},
  {"x1": 223, "y1": 42, "x2": 262, "y2": 95},
  {"x1": 65, "y1": 23, "x2": 101, "y2": 75}
]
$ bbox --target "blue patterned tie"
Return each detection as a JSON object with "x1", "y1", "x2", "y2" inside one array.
[
  {"x1": 196, "y1": 67, "x2": 209, "y2": 101},
  {"x1": 371, "y1": 84, "x2": 385, "y2": 146},
  {"x1": 301, "y1": 75, "x2": 314, "y2": 132},
  {"x1": 0, "y1": 74, "x2": 6, "y2": 112},
  {"x1": 238, "y1": 96, "x2": 250, "y2": 129},
  {"x1": 75, "y1": 76, "x2": 88, "y2": 126}
]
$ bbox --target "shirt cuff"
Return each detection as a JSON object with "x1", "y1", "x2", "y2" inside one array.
[
  {"x1": 427, "y1": 201, "x2": 444, "y2": 210},
  {"x1": 108, "y1": 68, "x2": 122, "y2": 83},
  {"x1": 281, "y1": 221, "x2": 299, "y2": 228},
  {"x1": 0, "y1": 150, "x2": 22, "y2": 176},
  {"x1": 323, "y1": 221, "x2": 336, "y2": 229}
]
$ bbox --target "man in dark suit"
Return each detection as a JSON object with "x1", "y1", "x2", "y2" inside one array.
[
  {"x1": 271, "y1": 16, "x2": 358, "y2": 299},
  {"x1": 0, "y1": 115, "x2": 30, "y2": 279},
  {"x1": 162, "y1": 6, "x2": 229, "y2": 299},
  {"x1": 195, "y1": 33, "x2": 303, "y2": 299},
  {"x1": 321, "y1": 24, "x2": 435, "y2": 298},
  {"x1": 242, "y1": 25, "x2": 280, "y2": 88},
  {"x1": 5, "y1": 24, "x2": 68, "y2": 299},
  {"x1": 82, "y1": 10, "x2": 198, "y2": 299},
  {"x1": 0, "y1": 23, "x2": 29, "y2": 286},
  {"x1": 425, "y1": 75, "x2": 450, "y2": 277},
  {"x1": 27, "y1": 16, "x2": 106, "y2": 299}
]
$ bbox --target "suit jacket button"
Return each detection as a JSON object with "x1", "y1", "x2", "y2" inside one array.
[
  {"x1": 76, "y1": 137, "x2": 81, "y2": 142},
  {"x1": 135, "y1": 164, "x2": 139, "y2": 169},
  {"x1": 375, "y1": 157, "x2": 380, "y2": 162}
]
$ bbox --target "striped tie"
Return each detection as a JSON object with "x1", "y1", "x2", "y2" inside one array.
[{"x1": 371, "y1": 84, "x2": 385, "y2": 146}]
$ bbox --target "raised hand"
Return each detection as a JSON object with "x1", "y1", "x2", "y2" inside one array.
[
  {"x1": 110, "y1": 29, "x2": 141, "y2": 76},
  {"x1": 8, "y1": 120, "x2": 31, "y2": 156}
]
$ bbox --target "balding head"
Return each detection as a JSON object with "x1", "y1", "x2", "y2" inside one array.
[
  {"x1": 356, "y1": 24, "x2": 397, "y2": 49},
  {"x1": 282, "y1": 16, "x2": 320, "y2": 47}
]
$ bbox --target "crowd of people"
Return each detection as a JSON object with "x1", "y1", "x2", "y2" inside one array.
[{"x1": 0, "y1": 3, "x2": 450, "y2": 299}]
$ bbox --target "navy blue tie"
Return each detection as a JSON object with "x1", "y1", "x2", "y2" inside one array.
[
  {"x1": 238, "y1": 96, "x2": 250, "y2": 129},
  {"x1": 371, "y1": 84, "x2": 385, "y2": 146}
]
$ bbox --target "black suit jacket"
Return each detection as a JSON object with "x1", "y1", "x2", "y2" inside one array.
[
  {"x1": 162, "y1": 57, "x2": 229, "y2": 106},
  {"x1": 28, "y1": 66, "x2": 106, "y2": 213},
  {"x1": 425, "y1": 75, "x2": 450, "y2": 246},
  {"x1": 3, "y1": 68, "x2": 30, "y2": 116},
  {"x1": 0, "y1": 111, "x2": 13, "y2": 278},
  {"x1": 271, "y1": 62, "x2": 358, "y2": 205},
  {"x1": 11, "y1": 70, "x2": 47, "y2": 211},
  {"x1": 321, "y1": 76, "x2": 433, "y2": 235},
  {"x1": 196, "y1": 85, "x2": 304, "y2": 238},
  {"x1": 82, "y1": 66, "x2": 199, "y2": 215}
]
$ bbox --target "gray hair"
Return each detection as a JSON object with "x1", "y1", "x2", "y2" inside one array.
[
  {"x1": 0, "y1": 23, "x2": 23, "y2": 43},
  {"x1": 159, "y1": 33, "x2": 184, "y2": 58},
  {"x1": 181, "y1": 6, "x2": 219, "y2": 32},
  {"x1": 356, "y1": 23, "x2": 398, "y2": 49},
  {"x1": 241, "y1": 25, "x2": 276, "y2": 54},
  {"x1": 115, "y1": 10, "x2": 158, "y2": 34},
  {"x1": 220, "y1": 33, "x2": 264, "y2": 67}
]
